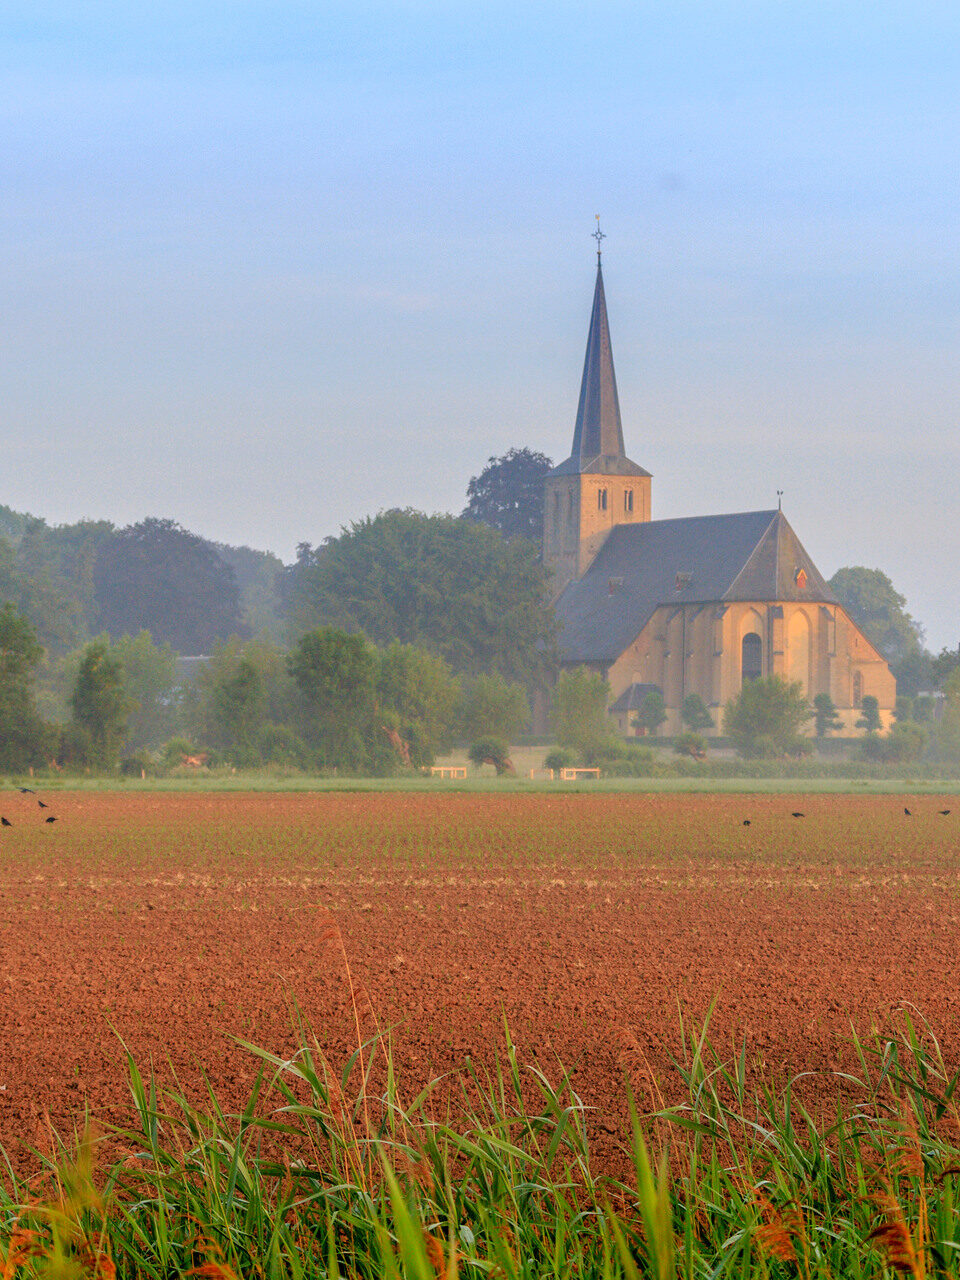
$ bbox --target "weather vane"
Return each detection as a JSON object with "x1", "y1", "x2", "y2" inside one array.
[
  {"x1": 777, "y1": 489, "x2": 784, "y2": 510},
  {"x1": 593, "y1": 215, "x2": 605, "y2": 259}
]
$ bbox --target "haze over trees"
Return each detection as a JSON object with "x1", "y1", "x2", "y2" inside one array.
[{"x1": 94, "y1": 519, "x2": 246, "y2": 653}]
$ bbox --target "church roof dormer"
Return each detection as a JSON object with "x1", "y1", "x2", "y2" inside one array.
[{"x1": 550, "y1": 249, "x2": 651, "y2": 478}]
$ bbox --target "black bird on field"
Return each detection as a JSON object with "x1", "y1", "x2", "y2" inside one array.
[
  {"x1": 18, "y1": 788, "x2": 34, "y2": 795},
  {"x1": 939, "y1": 809, "x2": 951, "y2": 815},
  {"x1": 791, "y1": 811, "x2": 805, "y2": 818},
  {"x1": 38, "y1": 800, "x2": 48, "y2": 809},
  {"x1": 742, "y1": 819, "x2": 751, "y2": 826},
  {"x1": 904, "y1": 807, "x2": 913, "y2": 816},
  {"x1": 44, "y1": 816, "x2": 56, "y2": 824},
  {"x1": 0, "y1": 817, "x2": 11, "y2": 827}
]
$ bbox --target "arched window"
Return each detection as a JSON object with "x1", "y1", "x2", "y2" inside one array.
[
  {"x1": 624, "y1": 489, "x2": 634, "y2": 514},
  {"x1": 741, "y1": 633, "x2": 762, "y2": 683},
  {"x1": 853, "y1": 670, "x2": 863, "y2": 708},
  {"x1": 598, "y1": 488, "x2": 608, "y2": 511}
]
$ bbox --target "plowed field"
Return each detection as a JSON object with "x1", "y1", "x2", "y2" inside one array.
[{"x1": 1, "y1": 790, "x2": 958, "y2": 1165}]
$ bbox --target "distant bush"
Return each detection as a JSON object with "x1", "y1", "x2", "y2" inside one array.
[
  {"x1": 120, "y1": 751, "x2": 153, "y2": 777},
  {"x1": 585, "y1": 739, "x2": 661, "y2": 777},
  {"x1": 674, "y1": 732, "x2": 707, "y2": 759},
  {"x1": 468, "y1": 736, "x2": 513, "y2": 775},
  {"x1": 543, "y1": 747, "x2": 576, "y2": 772},
  {"x1": 860, "y1": 721, "x2": 927, "y2": 764}
]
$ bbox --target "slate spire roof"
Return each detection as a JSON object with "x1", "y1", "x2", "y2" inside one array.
[
  {"x1": 555, "y1": 508, "x2": 839, "y2": 663},
  {"x1": 550, "y1": 258, "x2": 651, "y2": 478}
]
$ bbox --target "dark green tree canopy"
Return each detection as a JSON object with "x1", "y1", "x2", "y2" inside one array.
[
  {"x1": 94, "y1": 518, "x2": 245, "y2": 653},
  {"x1": 284, "y1": 509, "x2": 556, "y2": 684},
  {"x1": 829, "y1": 566, "x2": 923, "y2": 665},
  {"x1": 462, "y1": 447, "x2": 553, "y2": 543},
  {"x1": 70, "y1": 640, "x2": 129, "y2": 769},
  {"x1": 0, "y1": 603, "x2": 51, "y2": 770}
]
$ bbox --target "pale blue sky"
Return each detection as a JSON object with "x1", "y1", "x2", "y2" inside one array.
[{"x1": 2, "y1": 2, "x2": 958, "y2": 646}]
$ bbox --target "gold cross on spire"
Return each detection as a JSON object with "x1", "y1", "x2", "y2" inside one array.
[{"x1": 592, "y1": 214, "x2": 605, "y2": 260}]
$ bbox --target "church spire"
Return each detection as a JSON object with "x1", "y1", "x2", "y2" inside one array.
[
  {"x1": 553, "y1": 231, "x2": 649, "y2": 478},
  {"x1": 570, "y1": 254, "x2": 627, "y2": 466}
]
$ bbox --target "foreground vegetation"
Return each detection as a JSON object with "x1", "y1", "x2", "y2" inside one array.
[{"x1": 3, "y1": 1012, "x2": 959, "y2": 1278}]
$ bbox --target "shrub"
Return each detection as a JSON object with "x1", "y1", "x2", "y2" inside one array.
[
  {"x1": 543, "y1": 747, "x2": 576, "y2": 772},
  {"x1": 674, "y1": 732, "x2": 707, "y2": 759},
  {"x1": 586, "y1": 739, "x2": 659, "y2": 776},
  {"x1": 120, "y1": 751, "x2": 153, "y2": 777},
  {"x1": 467, "y1": 736, "x2": 513, "y2": 775},
  {"x1": 723, "y1": 676, "x2": 812, "y2": 758},
  {"x1": 257, "y1": 724, "x2": 311, "y2": 769},
  {"x1": 860, "y1": 721, "x2": 926, "y2": 763}
]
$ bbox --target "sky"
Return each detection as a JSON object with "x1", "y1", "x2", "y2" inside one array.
[{"x1": 2, "y1": 1, "x2": 958, "y2": 648}]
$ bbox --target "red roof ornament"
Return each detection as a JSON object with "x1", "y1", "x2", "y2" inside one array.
[{"x1": 795, "y1": 568, "x2": 808, "y2": 590}]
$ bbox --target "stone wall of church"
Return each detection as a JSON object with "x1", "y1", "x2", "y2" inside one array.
[
  {"x1": 544, "y1": 472, "x2": 651, "y2": 595},
  {"x1": 602, "y1": 600, "x2": 895, "y2": 737}
]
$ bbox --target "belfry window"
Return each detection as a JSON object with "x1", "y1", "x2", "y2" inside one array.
[
  {"x1": 624, "y1": 489, "x2": 634, "y2": 513},
  {"x1": 598, "y1": 488, "x2": 608, "y2": 511},
  {"x1": 741, "y1": 633, "x2": 762, "y2": 683}
]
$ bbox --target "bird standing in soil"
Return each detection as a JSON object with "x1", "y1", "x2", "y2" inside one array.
[
  {"x1": 939, "y1": 809, "x2": 951, "y2": 815},
  {"x1": 18, "y1": 788, "x2": 34, "y2": 795},
  {"x1": 742, "y1": 819, "x2": 751, "y2": 826},
  {"x1": 0, "y1": 817, "x2": 11, "y2": 827},
  {"x1": 904, "y1": 807, "x2": 912, "y2": 816},
  {"x1": 44, "y1": 816, "x2": 56, "y2": 824},
  {"x1": 791, "y1": 811, "x2": 804, "y2": 818},
  {"x1": 37, "y1": 800, "x2": 48, "y2": 809}
]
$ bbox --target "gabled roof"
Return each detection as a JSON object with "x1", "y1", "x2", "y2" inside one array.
[
  {"x1": 556, "y1": 509, "x2": 838, "y2": 663},
  {"x1": 549, "y1": 260, "x2": 651, "y2": 479}
]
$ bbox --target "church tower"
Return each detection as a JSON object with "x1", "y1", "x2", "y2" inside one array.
[{"x1": 543, "y1": 239, "x2": 651, "y2": 594}]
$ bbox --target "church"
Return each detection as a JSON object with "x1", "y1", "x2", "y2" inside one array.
[{"x1": 545, "y1": 250, "x2": 896, "y2": 738}]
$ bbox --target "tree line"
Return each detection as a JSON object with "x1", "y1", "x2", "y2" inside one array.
[
  {"x1": 0, "y1": 615, "x2": 543, "y2": 775},
  {"x1": 0, "y1": 447, "x2": 956, "y2": 774}
]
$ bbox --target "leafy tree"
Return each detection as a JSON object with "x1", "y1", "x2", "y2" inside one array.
[
  {"x1": 813, "y1": 692, "x2": 842, "y2": 738},
  {"x1": 111, "y1": 631, "x2": 179, "y2": 750},
  {"x1": 467, "y1": 736, "x2": 514, "y2": 776},
  {"x1": 0, "y1": 604, "x2": 52, "y2": 770},
  {"x1": 288, "y1": 628, "x2": 380, "y2": 771},
  {"x1": 935, "y1": 669, "x2": 960, "y2": 761},
  {"x1": 462, "y1": 447, "x2": 553, "y2": 543},
  {"x1": 856, "y1": 695, "x2": 881, "y2": 734},
  {"x1": 681, "y1": 693, "x2": 714, "y2": 732},
  {"x1": 284, "y1": 510, "x2": 556, "y2": 684},
  {"x1": 930, "y1": 645, "x2": 960, "y2": 690},
  {"x1": 377, "y1": 642, "x2": 458, "y2": 767},
  {"x1": 723, "y1": 676, "x2": 811, "y2": 758},
  {"x1": 70, "y1": 641, "x2": 128, "y2": 769},
  {"x1": 543, "y1": 747, "x2": 576, "y2": 772},
  {"x1": 94, "y1": 518, "x2": 245, "y2": 653},
  {"x1": 634, "y1": 691, "x2": 667, "y2": 737},
  {"x1": 674, "y1": 731, "x2": 707, "y2": 759},
  {"x1": 456, "y1": 674, "x2": 530, "y2": 744},
  {"x1": 860, "y1": 720, "x2": 927, "y2": 763},
  {"x1": 553, "y1": 666, "x2": 609, "y2": 760},
  {"x1": 829, "y1": 566, "x2": 923, "y2": 665},
  {"x1": 209, "y1": 658, "x2": 266, "y2": 763}
]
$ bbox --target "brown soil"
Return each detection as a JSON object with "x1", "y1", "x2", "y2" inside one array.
[{"x1": 1, "y1": 789, "x2": 958, "y2": 1167}]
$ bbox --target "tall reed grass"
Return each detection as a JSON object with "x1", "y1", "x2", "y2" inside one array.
[{"x1": 1, "y1": 1009, "x2": 958, "y2": 1278}]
